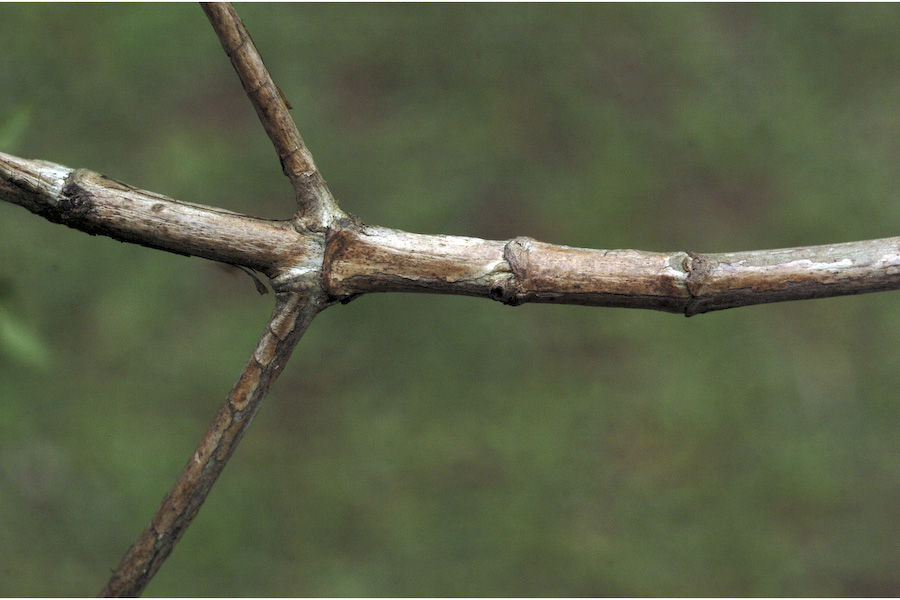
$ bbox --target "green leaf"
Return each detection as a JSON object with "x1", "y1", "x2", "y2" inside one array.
[
  {"x1": 0, "y1": 105, "x2": 32, "y2": 150},
  {"x1": 0, "y1": 306, "x2": 50, "y2": 370}
]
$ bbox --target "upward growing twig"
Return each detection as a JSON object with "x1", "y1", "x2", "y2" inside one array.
[{"x1": 201, "y1": 2, "x2": 342, "y2": 227}]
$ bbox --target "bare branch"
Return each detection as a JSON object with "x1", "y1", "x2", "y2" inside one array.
[
  {"x1": 0, "y1": 152, "x2": 319, "y2": 285},
  {"x1": 682, "y1": 241, "x2": 900, "y2": 314},
  {"x1": 0, "y1": 3, "x2": 896, "y2": 595},
  {"x1": 99, "y1": 291, "x2": 325, "y2": 597},
  {"x1": 4, "y1": 151, "x2": 897, "y2": 315},
  {"x1": 322, "y1": 222, "x2": 900, "y2": 315},
  {"x1": 3, "y1": 151, "x2": 897, "y2": 315},
  {"x1": 200, "y1": 2, "x2": 341, "y2": 226}
]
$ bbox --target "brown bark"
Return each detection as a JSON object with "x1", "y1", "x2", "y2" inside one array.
[
  {"x1": 3, "y1": 151, "x2": 898, "y2": 316},
  {"x1": 320, "y1": 221, "x2": 900, "y2": 315},
  {"x1": 99, "y1": 292, "x2": 325, "y2": 597},
  {"x1": 0, "y1": 153, "x2": 317, "y2": 279},
  {"x1": 200, "y1": 2, "x2": 342, "y2": 227}
]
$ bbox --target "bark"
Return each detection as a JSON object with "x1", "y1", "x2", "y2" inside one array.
[
  {"x1": 200, "y1": 2, "x2": 342, "y2": 227},
  {"x1": 0, "y1": 152, "x2": 318, "y2": 281},
  {"x1": 3, "y1": 152, "x2": 898, "y2": 316},
  {"x1": 322, "y1": 221, "x2": 900, "y2": 315},
  {"x1": 99, "y1": 291, "x2": 326, "y2": 597}
]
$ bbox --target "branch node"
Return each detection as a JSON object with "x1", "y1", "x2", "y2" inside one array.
[
  {"x1": 493, "y1": 236, "x2": 535, "y2": 306},
  {"x1": 683, "y1": 251, "x2": 703, "y2": 317},
  {"x1": 684, "y1": 251, "x2": 707, "y2": 296},
  {"x1": 59, "y1": 171, "x2": 95, "y2": 220}
]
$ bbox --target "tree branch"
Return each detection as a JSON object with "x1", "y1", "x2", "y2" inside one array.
[
  {"x1": 0, "y1": 152, "x2": 318, "y2": 281},
  {"x1": 1, "y1": 3, "x2": 897, "y2": 595},
  {"x1": 99, "y1": 291, "x2": 325, "y2": 597},
  {"x1": 2, "y1": 152, "x2": 898, "y2": 315},
  {"x1": 200, "y1": 2, "x2": 341, "y2": 227},
  {"x1": 321, "y1": 221, "x2": 900, "y2": 315}
]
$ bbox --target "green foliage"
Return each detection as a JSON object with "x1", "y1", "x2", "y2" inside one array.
[
  {"x1": 0, "y1": 105, "x2": 31, "y2": 151},
  {"x1": 0, "y1": 306, "x2": 50, "y2": 370},
  {"x1": 0, "y1": 4, "x2": 897, "y2": 596}
]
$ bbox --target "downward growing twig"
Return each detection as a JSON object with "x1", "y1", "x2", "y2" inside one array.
[{"x1": 100, "y1": 292, "x2": 326, "y2": 597}]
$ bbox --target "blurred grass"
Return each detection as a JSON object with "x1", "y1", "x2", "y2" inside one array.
[{"x1": 0, "y1": 3, "x2": 898, "y2": 596}]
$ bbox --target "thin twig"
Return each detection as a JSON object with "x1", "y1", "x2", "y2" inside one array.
[
  {"x1": 200, "y1": 2, "x2": 341, "y2": 226},
  {"x1": 99, "y1": 292, "x2": 325, "y2": 597}
]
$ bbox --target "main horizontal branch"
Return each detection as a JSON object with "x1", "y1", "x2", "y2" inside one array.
[
  {"x1": 2, "y1": 152, "x2": 898, "y2": 316},
  {"x1": 0, "y1": 151, "x2": 321, "y2": 289},
  {"x1": 322, "y1": 221, "x2": 900, "y2": 315}
]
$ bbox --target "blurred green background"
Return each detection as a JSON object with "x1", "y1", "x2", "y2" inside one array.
[{"x1": 1, "y1": 4, "x2": 898, "y2": 596}]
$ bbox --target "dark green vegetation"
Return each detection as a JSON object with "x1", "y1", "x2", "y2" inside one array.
[{"x1": 1, "y1": 4, "x2": 898, "y2": 596}]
